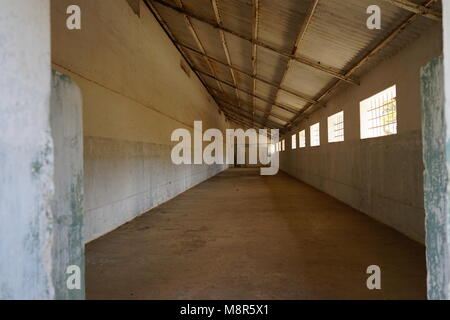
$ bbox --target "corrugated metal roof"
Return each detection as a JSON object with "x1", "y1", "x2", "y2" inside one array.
[
  {"x1": 300, "y1": 0, "x2": 412, "y2": 70},
  {"x1": 258, "y1": 0, "x2": 314, "y2": 52},
  {"x1": 219, "y1": 0, "x2": 253, "y2": 39},
  {"x1": 148, "y1": 0, "x2": 442, "y2": 130}
]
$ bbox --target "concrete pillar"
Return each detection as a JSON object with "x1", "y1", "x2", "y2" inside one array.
[
  {"x1": 50, "y1": 72, "x2": 84, "y2": 300},
  {"x1": 0, "y1": 1, "x2": 84, "y2": 299},
  {"x1": 0, "y1": 0, "x2": 54, "y2": 299},
  {"x1": 421, "y1": 2, "x2": 450, "y2": 300}
]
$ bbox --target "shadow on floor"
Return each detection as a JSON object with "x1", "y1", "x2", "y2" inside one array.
[{"x1": 86, "y1": 168, "x2": 426, "y2": 300}]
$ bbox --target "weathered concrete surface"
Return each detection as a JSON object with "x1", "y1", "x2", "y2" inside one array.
[
  {"x1": 86, "y1": 168, "x2": 426, "y2": 300},
  {"x1": 421, "y1": 0, "x2": 450, "y2": 300},
  {"x1": 421, "y1": 56, "x2": 448, "y2": 300},
  {"x1": 51, "y1": 0, "x2": 229, "y2": 242},
  {"x1": 0, "y1": 0, "x2": 54, "y2": 300},
  {"x1": 281, "y1": 23, "x2": 442, "y2": 244},
  {"x1": 84, "y1": 136, "x2": 225, "y2": 240},
  {"x1": 50, "y1": 72, "x2": 85, "y2": 299}
]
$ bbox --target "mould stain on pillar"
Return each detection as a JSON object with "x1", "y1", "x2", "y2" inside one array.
[
  {"x1": 421, "y1": 56, "x2": 450, "y2": 300},
  {"x1": 50, "y1": 71, "x2": 85, "y2": 300}
]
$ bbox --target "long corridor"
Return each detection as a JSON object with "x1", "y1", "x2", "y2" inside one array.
[{"x1": 86, "y1": 168, "x2": 426, "y2": 300}]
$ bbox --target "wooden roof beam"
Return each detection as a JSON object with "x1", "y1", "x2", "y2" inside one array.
[
  {"x1": 151, "y1": 0, "x2": 360, "y2": 85},
  {"x1": 381, "y1": 0, "x2": 441, "y2": 20}
]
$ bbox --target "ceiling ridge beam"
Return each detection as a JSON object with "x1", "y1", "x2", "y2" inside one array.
[
  {"x1": 178, "y1": 42, "x2": 318, "y2": 104},
  {"x1": 211, "y1": 0, "x2": 242, "y2": 109},
  {"x1": 252, "y1": 0, "x2": 260, "y2": 126},
  {"x1": 224, "y1": 108, "x2": 258, "y2": 124},
  {"x1": 226, "y1": 114, "x2": 267, "y2": 131},
  {"x1": 222, "y1": 103, "x2": 282, "y2": 128},
  {"x1": 225, "y1": 113, "x2": 277, "y2": 137},
  {"x1": 227, "y1": 117, "x2": 254, "y2": 130},
  {"x1": 215, "y1": 96, "x2": 289, "y2": 122},
  {"x1": 214, "y1": 95, "x2": 291, "y2": 123},
  {"x1": 285, "y1": 0, "x2": 438, "y2": 129},
  {"x1": 223, "y1": 107, "x2": 267, "y2": 127},
  {"x1": 195, "y1": 68, "x2": 301, "y2": 114},
  {"x1": 264, "y1": 0, "x2": 319, "y2": 125},
  {"x1": 380, "y1": 0, "x2": 441, "y2": 20},
  {"x1": 222, "y1": 105, "x2": 281, "y2": 129},
  {"x1": 224, "y1": 111, "x2": 266, "y2": 129},
  {"x1": 151, "y1": 0, "x2": 360, "y2": 85}
]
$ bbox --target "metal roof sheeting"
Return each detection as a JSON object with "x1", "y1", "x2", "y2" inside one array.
[{"x1": 148, "y1": 0, "x2": 442, "y2": 130}]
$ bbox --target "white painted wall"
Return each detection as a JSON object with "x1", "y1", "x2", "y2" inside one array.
[
  {"x1": 280, "y1": 23, "x2": 442, "y2": 244},
  {"x1": 0, "y1": 0, "x2": 54, "y2": 299},
  {"x1": 51, "y1": 0, "x2": 229, "y2": 242}
]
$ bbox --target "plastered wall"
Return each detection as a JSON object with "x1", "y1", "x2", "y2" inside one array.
[
  {"x1": 280, "y1": 23, "x2": 442, "y2": 244},
  {"x1": 51, "y1": 0, "x2": 229, "y2": 242},
  {"x1": 0, "y1": 0, "x2": 54, "y2": 299}
]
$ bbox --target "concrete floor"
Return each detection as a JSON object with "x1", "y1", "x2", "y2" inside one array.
[{"x1": 86, "y1": 168, "x2": 426, "y2": 300}]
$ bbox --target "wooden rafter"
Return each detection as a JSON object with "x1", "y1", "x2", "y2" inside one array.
[
  {"x1": 286, "y1": 0, "x2": 439, "y2": 128},
  {"x1": 178, "y1": 42, "x2": 318, "y2": 104},
  {"x1": 381, "y1": 0, "x2": 441, "y2": 20},
  {"x1": 211, "y1": 0, "x2": 242, "y2": 108},
  {"x1": 151, "y1": 0, "x2": 360, "y2": 85},
  {"x1": 264, "y1": 0, "x2": 319, "y2": 125},
  {"x1": 196, "y1": 68, "x2": 301, "y2": 114}
]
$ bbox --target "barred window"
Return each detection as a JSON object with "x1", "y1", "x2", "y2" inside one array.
[
  {"x1": 360, "y1": 85, "x2": 397, "y2": 139},
  {"x1": 299, "y1": 130, "x2": 306, "y2": 148},
  {"x1": 310, "y1": 123, "x2": 320, "y2": 147},
  {"x1": 291, "y1": 134, "x2": 297, "y2": 149},
  {"x1": 328, "y1": 111, "x2": 344, "y2": 143}
]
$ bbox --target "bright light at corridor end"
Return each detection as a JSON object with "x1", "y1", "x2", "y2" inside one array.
[{"x1": 170, "y1": 121, "x2": 279, "y2": 175}]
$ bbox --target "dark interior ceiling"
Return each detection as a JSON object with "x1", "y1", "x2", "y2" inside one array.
[{"x1": 144, "y1": 0, "x2": 442, "y2": 131}]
